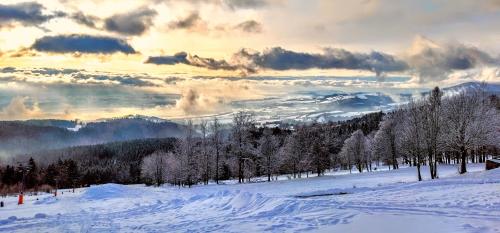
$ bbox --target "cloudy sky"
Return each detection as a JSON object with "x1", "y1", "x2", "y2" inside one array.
[{"x1": 0, "y1": 0, "x2": 499, "y2": 121}]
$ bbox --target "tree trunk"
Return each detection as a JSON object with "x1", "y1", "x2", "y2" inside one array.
[
  {"x1": 238, "y1": 158, "x2": 243, "y2": 183},
  {"x1": 417, "y1": 163, "x2": 422, "y2": 181},
  {"x1": 215, "y1": 148, "x2": 219, "y2": 184},
  {"x1": 267, "y1": 155, "x2": 271, "y2": 182},
  {"x1": 460, "y1": 147, "x2": 467, "y2": 174}
]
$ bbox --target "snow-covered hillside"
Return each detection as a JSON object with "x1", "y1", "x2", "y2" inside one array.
[{"x1": 1, "y1": 164, "x2": 499, "y2": 233}]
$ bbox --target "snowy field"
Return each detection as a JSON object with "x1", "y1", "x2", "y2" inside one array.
[{"x1": 1, "y1": 164, "x2": 499, "y2": 233}]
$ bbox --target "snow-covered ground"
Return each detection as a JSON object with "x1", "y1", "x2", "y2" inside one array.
[{"x1": 1, "y1": 164, "x2": 499, "y2": 233}]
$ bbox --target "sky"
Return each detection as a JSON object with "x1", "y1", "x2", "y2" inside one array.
[{"x1": 0, "y1": 0, "x2": 499, "y2": 121}]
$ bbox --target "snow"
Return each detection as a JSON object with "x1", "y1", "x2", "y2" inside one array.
[
  {"x1": 66, "y1": 124, "x2": 83, "y2": 132},
  {"x1": 1, "y1": 164, "x2": 499, "y2": 233}
]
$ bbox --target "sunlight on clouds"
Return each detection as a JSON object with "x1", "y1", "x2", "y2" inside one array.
[{"x1": 0, "y1": 0, "x2": 498, "y2": 120}]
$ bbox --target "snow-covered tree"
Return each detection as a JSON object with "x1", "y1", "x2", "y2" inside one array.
[
  {"x1": 199, "y1": 120, "x2": 210, "y2": 185},
  {"x1": 231, "y1": 111, "x2": 255, "y2": 183},
  {"x1": 141, "y1": 151, "x2": 168, "y2": 187},
  {"x1": 210, "y1": 117, "x2": 224, "y2": 184},
  {"x1": 176, "y1": 120, "x2": 198, "y2": 187},
  {"x1": 422, "y1": 87, "x2": 443, "y2": 179},
  {"x1": 341, "y1": 130, "x2": 369, "y2": 173},
  {"x1": 441, "y1": 86, "x2": 499, "y2": 174},
  {"x1": 372, "y1": 115, "x2": 402, "y2": 170},
  {"x1": 258, "y1": 128, "x2": 280, "y2": 182},
  {"x1": 400, "y1": 100, "x2": 425, "y2": 181}
]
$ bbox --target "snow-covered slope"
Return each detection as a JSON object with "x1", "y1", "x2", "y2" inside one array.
[{"x1": 1, "y1": 164, "x2": 498, "y2": 233}]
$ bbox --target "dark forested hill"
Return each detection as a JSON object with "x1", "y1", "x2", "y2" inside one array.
[{"x1": 0, "y1": 116, "x2": 186, "y2": 157}]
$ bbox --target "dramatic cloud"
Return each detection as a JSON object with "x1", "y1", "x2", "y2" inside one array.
[
  {"x1": 70, "y1": 73, "x2": 158, "y2": 87},
  {"x1": 236, "y1": 47, "x2": 408, "y2": 75},
  {"x1": 164, "y1": 77, "x2": 185, "y2": 85},
  {"x1": 146, "y1": 52, "x2": 249, "y2": 73},
  {"x1": 405, "y1": 36, "x2": 500, "y2": 82},
  {"x1": 145, "y1": 52, "x2": 189, "y2": 65},
  {"x1": 70, "y1": 12, "x2": 98, "y2": 28},
  {"x1": 234, "y1": 20, "x2": 262, "y2": 33},
  {"x1": 0, "y1": 96, "x2": 42, "y2": 120},
  {"x1": 168, "y1": 12, "x2": 205, "y2": 31},
  {"x1": 146, "y1": 47, "x2": 408, "y2": 75},
  {"x1": 95, "y1": 76, "x2": 157, "y2": 87},
  {"x1": 0, "y1": 2, "x2": 64, "y2": 28},
  {"x1": 175, "y1": 88, "x2": 224, "y2": 114},
  {"x1": 0, "y1": 67, "x2": 17, "y2": 73},
  {"x1": 223, "y1": 0, "x2": 269, "y2": 10},
  {"x1": 32, "y1": 34, "x2": 136, "y2": 54},
  {"x1": 104, "y1": 8, "x2": 157, "y2": 35}
]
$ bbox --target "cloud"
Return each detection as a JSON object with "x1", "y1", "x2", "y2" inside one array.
[
  {"x1": 145, "y1": 52, "x2": 189, "y2": 65},
  {"x1": 168, "y1": 12, "x2": 206, "y2": 31},
  {"x1": 70, "y1": 11, "x2": 98, "y2": 28},
  {"x1": 146, "y1": 47, "x2": 407, "y2": 76},
  {"x1": 236, "y1": 47, "x2": 408, "y2": 75},
  {"x1": 223, "y1": 0, "x2": 269, "y2": 9},
  {"x1": 31, "y1": 34, "x2": 136, "y2": 54},
  {"x1": 144, "y1": 38, "x2": 500, "y2": 80},
  {"x1": 71, "y1": 73, "x2": 158, "y2": 87},
  {"x1": 0, "y1": 2, "x2": 64, "y2": 28},
  {"x1": 1, "y1": 67, "x2": 17, "y2": 73},
  {"x1": 164, "y1": 77, "x2": 185, "y2": 85},
  {"x1": 104, "y1": 8, "x2": 157, "y2": 35},
  {"x1": 107, "y1": 76, "x2": 157, "y2": 87},
  {"x1": 405, "y1": 36, "x2": 499, "y2": 82},
  {"x1": 0, "y1": 96, "x2": 42, "y2": 120},
  {"x1": 234, "y1": 20, "x2": 262, "y2": 33},
  {"x1": 30, "y1": 67, "x2": 81, "y2": 75},
  {"x1": 146, "y1": 52, "x2": 251, "y2": 73},
  {"x1": 175, "y1": 88, "x2": 225, "y2": 114}
]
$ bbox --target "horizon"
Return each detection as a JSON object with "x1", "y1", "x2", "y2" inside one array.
[{"x1": 0, "y1": 0, "x2": 499, "y2": 121}]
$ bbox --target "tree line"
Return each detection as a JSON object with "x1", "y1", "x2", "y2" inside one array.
[{"x1": 0, "y1": 85, "x2": 498, "y2": 193}]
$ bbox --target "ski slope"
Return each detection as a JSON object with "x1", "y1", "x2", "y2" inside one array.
[{"x1": 1, "y1": 164, "x2": 499, "y2": 233}]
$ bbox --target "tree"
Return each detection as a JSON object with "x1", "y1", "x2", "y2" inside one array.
[
  {"x1": 373, "y1": 115, "x2": 401, "y2": 170},
  {"x1": 231, "y1": 111, "x2": 255, "y2": 183},
  {"x1": 341, "y1": 130, "x2": 368, "y2": 173},
  {"x1": 210, "y1": 117, "x2": 223, "y2": 184},
  {"x1": 308, "y1": 127, "x2": 330, "y2": 176},
  {"x1": 199, "y1": 120, "x2": 210, "y2": 185},
  {"x1": 442, "y1": 86, "x2": 498, "y2": 174},
  {"x1": 177, "y1": 120, "x2": 198, "y2": 187},
  {"x1": 259, "y1": 128, "x2": 280, "y2": 181},
  {"x1": 422, "y1": 87, "x2": 442, "y2": 179},
  {"x1": 141, "y1": 151, "x2": 168, "y2": 187},
  {"x1": 401, "y1": 101, "x2": 425, "y2": 181},
  {"x1": 65, "y1": 159, "x2": 80, "y2": 191},
  {"x1": 25, "y1": 157, "x2": 39, "y2": 190}
]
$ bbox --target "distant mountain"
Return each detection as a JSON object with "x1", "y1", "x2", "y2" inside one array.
[
  {"x1": 441, "y1": 82, "x2": 500, "y2": 96},
  {"x1": 23, "y1": 119, "x2": 78, "y2": 129},
  {"x1": 0, "y1": 116, "x2": 187, "y2": 157}
]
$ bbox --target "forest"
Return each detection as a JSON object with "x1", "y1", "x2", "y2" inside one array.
[{"x1": 0, "y1": 85, "x2": 498, "y2": 194}]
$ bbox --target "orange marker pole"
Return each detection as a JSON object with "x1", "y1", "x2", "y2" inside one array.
[{"x1": 18, "y1": 192, "x2": 24, "y2": 205}]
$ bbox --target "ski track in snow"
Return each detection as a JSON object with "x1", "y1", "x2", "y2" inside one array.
[{"x1": 0, "y1": 164, "x2": 499, "y2": 233}]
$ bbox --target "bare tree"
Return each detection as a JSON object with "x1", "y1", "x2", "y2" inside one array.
[
  {"x1": 210, "y1": 117, "x2": 223, "y2": 184},
  {"x1": 422, "y1": 87, "x2": 442, "y2": 179},
  {"x1": 177, "y1": 120, "x2": 197, "y2": 187},
  {"x1": 341, "y1": 130, "x2": 368, "y2": 173},
  {"x1": 373, "y1": 115, "x2": 401, "y2": 170},
  {"x1": 231, "y1": 111, "x2": 255, "y2": 183},
  {"x1": 199, "y1": 120, "x2": 210, "y2": 185},
  {"x1": 141, "y1": 151, "x2": 168, "y2": 187},
  {"x1": 442, "y1": 86, "x2": 498, "y2": 174},
  {"x1": 401, "y1": 100, "x2": 425, "y2": 181},
  {"x1": 259, "y1": 128, "x2": 280, "y2": 182}
]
